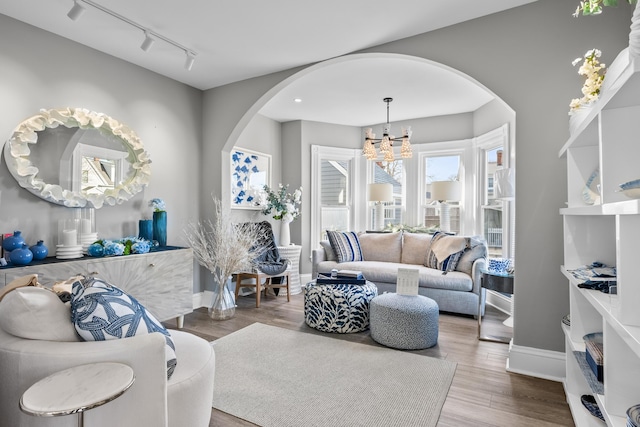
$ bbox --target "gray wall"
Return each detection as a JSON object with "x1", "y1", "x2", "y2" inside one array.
[
  {"x1": 202, "y1": 0, "x2": 633, "y2": 354},
  {"x1": 0, "y1": 15, "x2": 203, "y2": 290}
]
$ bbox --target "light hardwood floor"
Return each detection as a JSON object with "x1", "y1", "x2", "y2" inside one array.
[{"x1": 168, "y1": 292, "x2": 575, "y2": 427}]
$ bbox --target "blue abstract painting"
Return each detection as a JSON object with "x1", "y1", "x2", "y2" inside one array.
[{"x1": 230, "y1": 147, "x2": 270, "y2": 209}]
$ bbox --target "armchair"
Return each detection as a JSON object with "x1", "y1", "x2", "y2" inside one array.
[
  {"x1": 0, "y1": 285, "x2": 215, "y2": 427},
  {"x1": 234, "y1": 221, "x2": 291, "y2": 307}
]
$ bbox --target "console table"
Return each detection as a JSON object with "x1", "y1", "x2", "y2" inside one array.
[
  {"x1": 0, "y1": 247, "x2": 194, "y2": 328},
  {"x1": 20, "y1": 362, "x2": 134, "y2": 427},
  {"x1": 278, "y1": 244, "x2": 302, "y2": 295}
]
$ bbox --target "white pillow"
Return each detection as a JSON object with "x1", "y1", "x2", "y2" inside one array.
[{"x1": 0, "y1": 286, "x2": 79, "y2": 341}]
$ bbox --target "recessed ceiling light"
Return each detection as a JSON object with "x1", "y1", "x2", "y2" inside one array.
[{"x1": 294, "y1": 98, "x2": 302, "y2": 103}]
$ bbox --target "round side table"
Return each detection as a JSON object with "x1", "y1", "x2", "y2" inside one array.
[
  {"x1": 478, "y1": 269, "x2": 514, "y2": 343},
  {"x1": 20, "y1": 362, "x2": 135, "y2": 427}
]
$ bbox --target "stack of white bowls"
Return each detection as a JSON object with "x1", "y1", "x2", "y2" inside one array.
[
  {"x1": 56, "y1": 244, "x2": 83, "y2": 259},
  {"x1": 80, "y1": 232, "x2": 99, "y2": 254}
]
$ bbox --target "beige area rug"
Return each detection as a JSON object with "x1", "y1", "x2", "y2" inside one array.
[{"x1": 212, "y1": 322, "x2": 456, "y2": 427}]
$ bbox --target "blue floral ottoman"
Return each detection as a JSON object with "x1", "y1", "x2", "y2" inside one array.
[
  {"x1": 304, "y1": 281, "x2": 378, "y2": 333},
  {"x1": 370, "y1": 293, "x2": 439, "y2": 350}
]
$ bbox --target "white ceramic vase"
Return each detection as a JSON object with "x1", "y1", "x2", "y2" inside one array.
[{"x1": 279, "y1": 219, "x2": 291, "y2": 246}]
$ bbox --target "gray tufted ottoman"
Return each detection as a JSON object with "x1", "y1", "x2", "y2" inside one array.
[
  {"x1": 304, "y1": 281, "x2": 378, "y2": 333},
  {"x1": 370, "y1": 293, "x2": 439, "y2": 350}
]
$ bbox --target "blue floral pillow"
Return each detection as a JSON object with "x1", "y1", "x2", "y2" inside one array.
[{"x1": 70, "y1": 277, "x2": 177, "y2": 379}]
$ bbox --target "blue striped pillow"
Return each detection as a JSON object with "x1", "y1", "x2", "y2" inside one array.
[{"x1": 326, "y1": 231, "x2": 363, "y2": 263}]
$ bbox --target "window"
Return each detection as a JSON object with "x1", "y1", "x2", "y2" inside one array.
[
  {"x1": 311, "y1": 146, "x2": 359, "y2": 251},
  {"x1": 476, "y1": 125, "x2": 513, "y2": 259},
  {"x1": 423, "y1": 155, "x2": 461, "y2": 234},
  {"x1": 369, "y1": 160, "x2": 404, "y2": 230}
]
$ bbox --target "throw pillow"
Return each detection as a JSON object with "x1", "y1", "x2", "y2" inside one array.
[
  {"x1": 424, "y1": 231, "x2": 468, "y2": 272},
  {"x1": 456, "y1": 237, "x2": 487, "y2": 275},
  {"x1": 70, "y1": 277, "x2": 177, "y2": 379},
  {"x1": 326, "y1": 230, "x2": 363, "y2": 263},
  {"x1": 0, "y1": 286, "x2": 79, "y2": 341},
  {"x1": 358, "y1": 232, "x2": 402, "y2": 263},
  {"x1": 319, "y1": 240, "x2": 337, "y2": 262}
]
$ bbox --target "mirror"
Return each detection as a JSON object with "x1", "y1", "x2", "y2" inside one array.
[{"x1": 3, "y1": 108, "x2": 151, "y2": 208}]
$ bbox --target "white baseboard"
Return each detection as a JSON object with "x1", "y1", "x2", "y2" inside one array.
[
  {"x1": 507, "y1": 342, "x2": 566, "y2": 382},
  {"x1": 192, "y1": 291, "x2": 211, "y2": 309},
  {"x1": 486, "y1": 290, "x2": 511, "y2": 315}
]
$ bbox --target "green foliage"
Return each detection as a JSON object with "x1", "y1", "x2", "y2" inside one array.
[{"x1": 574, "y1": 0, "x2": 637, "y2": 16}]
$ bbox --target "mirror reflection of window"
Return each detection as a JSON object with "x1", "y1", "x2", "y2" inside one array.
[{"x1": 81, "y1": 156, "x2": 117, "y2": 195}]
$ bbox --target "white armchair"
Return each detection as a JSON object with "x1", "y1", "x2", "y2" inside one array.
[{"x1": 0, "y1": 286, "x2": 215, "y2": 427}]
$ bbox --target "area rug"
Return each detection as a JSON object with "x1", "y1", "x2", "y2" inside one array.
[{"x1": 211, "y1": 322, "x2": 456, "y2": 427}]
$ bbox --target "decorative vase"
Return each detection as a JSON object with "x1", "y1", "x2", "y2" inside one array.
[
  {"x1": 138, "y1": 219, "x2": 153, "y2": 241},
  {"x1": 630, "y1": 0, "x2": 640, "y2": 58},
  {"x1": 2, "y1": 231, "x2": 25, "y2": 252},
  {"x1": 208, "y1": 276, "x2": 236, "y2": 320},
  {"x1": 153, "y1": 211, "x2": 167, "y2": 247},
  {"x1": 279, "y1": 219, "x2": 291, "y2": 246},
  {"x1": 10, "y1": 244, "x2": 33, "y2": 265},
  {"x1": 29, "y1": 241, "x2": 48, "y2": 260}
]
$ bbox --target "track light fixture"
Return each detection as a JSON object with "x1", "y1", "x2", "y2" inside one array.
[
  {"x1": 184, "y1": 51, "x2": 196, "y2": 71},
  {"x1": 140, "y1": 31, "x2": 155, "y2": 52},
  {"x1": 67, "y1": 0, "x2": 86, "y2": 21},
  {"x1": 66, "y1": 0, "x2": 197, "y2": 70}
]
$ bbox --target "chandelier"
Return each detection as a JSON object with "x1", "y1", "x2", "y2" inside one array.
[{"x1": 363, "y1": 97, "x2": 412, "y2": 161}]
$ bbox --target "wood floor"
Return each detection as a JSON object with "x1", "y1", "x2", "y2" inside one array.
[{"x1": 168, "y1": 292, "x2": 575, "y2": 427}]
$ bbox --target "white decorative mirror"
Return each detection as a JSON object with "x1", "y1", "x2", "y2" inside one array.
[{"x1": 3, "y1": 108, "x2": 151, "y2": 208}]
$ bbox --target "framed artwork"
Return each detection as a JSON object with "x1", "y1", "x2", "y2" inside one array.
[{"x1": 230, "y1": 147, "x2": 271, "y2": 209}]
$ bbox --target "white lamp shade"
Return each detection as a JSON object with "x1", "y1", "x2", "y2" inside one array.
[
  {"x1": 494, "y1": 168, "x2": 515, "y2": 200},
  {"x1": 368, "y1": 183, "x2": 393, "y2": 202},
  {"x1": 430, "y1": 181, "x2": 461, "y2": 202}
]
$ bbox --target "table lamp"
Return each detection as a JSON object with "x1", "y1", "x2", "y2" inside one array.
[
  {"x1": 368, "y1": 183, "x2": 393, "y2": 231},
  {"x1": 430, "y1": 181, "x2": 461, "y2": 232}
]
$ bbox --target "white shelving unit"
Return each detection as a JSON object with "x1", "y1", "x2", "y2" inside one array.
[{"x1": 561, "y1": 47, "x2": 640, "y2": 426}]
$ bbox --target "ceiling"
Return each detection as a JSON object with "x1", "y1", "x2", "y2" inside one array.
[{"x1": 0, "y1": 0, "x2": 535, "y2": 125}]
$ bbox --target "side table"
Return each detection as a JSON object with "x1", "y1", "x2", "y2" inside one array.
[
  {"x1": 278, "y1": 244, "x2": 302, "y2": 295},
  {"x1": 478, "y1": 270, "x2": 514, "y2": 344},
  {"x1": 20, "y1": 362, "x2": 135, "y2": 427}
]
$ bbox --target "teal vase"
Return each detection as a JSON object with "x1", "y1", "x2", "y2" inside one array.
[
  {"x1": 153, "y1": 211, "x2": 167, "y2": 247},
  {"x1": 138, "y1": 219, "x2": 153, "y2": 241}
]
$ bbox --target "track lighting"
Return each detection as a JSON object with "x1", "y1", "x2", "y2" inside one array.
[
  {"x1": 140, "y1": 31, "x2": 155, "y2": 52},
  {"x1": 184, "y1": 51, "x2": 196, "y2": 71},
  {"x1": 67, "y1": 0, "x2": 86, "y2": 21},
  {"x1": 66, "y1": 0, "x2": 197, "y2": 70}
]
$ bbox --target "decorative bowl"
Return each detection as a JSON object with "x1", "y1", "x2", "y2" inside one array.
[
  {"x1": 620, "y1": 179, "x2": 640, "y2": 190},
  {"x1": 627, "y1": 403, "x2": 640, "y2": 427},
  {"x1": 619, "y1": 188, "x2": 640, "y2": 199}
]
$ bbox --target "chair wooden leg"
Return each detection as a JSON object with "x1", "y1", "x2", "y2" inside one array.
[
  {"x1": 255, "y1": 277, "x2": 261, "y2": 308},
  {"x1": 285, "y1": 274, "x2": 290, "y2": 302}
]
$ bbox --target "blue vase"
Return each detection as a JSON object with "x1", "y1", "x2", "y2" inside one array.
[
  {"x1": 10, "y1": 244, "x2": 33, "y2": 265},
  {"x1": 153, "y1": 211, "x2": 167, "y2": 247},
  {"x1": 139, "y1": 219, "x2": 153, "y2": 241},
  {"x1": 2, "y1": 231, "x2": 25, "y2": 252},
  {"x1": 29, "y1": 240, "x2": 48, "y2": 260}
]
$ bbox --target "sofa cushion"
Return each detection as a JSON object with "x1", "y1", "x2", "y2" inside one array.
[
  {"x1": 401, "y1": 233, "x2": 433, "y2": 265},
  {"x1": 456, "y1": 237, "x2": 487, "y2": 275},
  {"x1": 70, "y1": 277, "x2": 177, "y2": 379},
  {"x1": 424, "y1": 232, "x2": 467, "y2": 272},
  {"x1": 315, "y1": 261, "x2": 473, "y2": 292},
  {"x1": 0, "y1": 286, "x2": 79, "y2": 341},
  {"x1": 327, "y1": 231, "x2": 363, "y2": 263},
  {"x1": 358, "y1": 232, "x2": 402, "y2": 263}
]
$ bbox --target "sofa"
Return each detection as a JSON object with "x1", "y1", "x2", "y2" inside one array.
[
  {"x1": 312, "y1": 231, "x2": 488, "y2": 317},
  {"x1": 0, "y1": 279, "x2": 215, "y2": 427}
]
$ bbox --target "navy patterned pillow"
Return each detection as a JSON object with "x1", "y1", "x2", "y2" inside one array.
[
  {"x1": 326, "y1": 231, "x2": 363, "y2": 263},
  {"x1": 70, "y1": 277, "x2": 177, "y2": 379}
]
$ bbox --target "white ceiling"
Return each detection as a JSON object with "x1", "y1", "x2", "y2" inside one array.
[{"x1": 0, "y1": 0, "x2": 534, "y2": 125}]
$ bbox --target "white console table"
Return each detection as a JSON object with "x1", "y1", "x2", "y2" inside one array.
[
  {"x1": 0, "y1": 247, "x2": 194, "y2": 328},
  {"x1": 278, "y1": 245, "x2": 302, "y2": 295}
]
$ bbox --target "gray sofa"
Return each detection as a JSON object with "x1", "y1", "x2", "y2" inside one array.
[{"x1": 311, "y1": 231, "x2": 487, "y2": 317}]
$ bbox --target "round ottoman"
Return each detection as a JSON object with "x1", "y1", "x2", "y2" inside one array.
[
  {"x1": 370, "y1": 293, "x2": 439, "y2": 350},
  {"x1": 304, "y1": 281, "x2": 378, "y2": 333}
]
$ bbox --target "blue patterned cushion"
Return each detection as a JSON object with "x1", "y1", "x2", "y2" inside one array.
[
  {"x1": 326, "y1": 231, "x2": 363, "y2": 263},
  {"x1": 70, "y1": 277, "x2": 177, "y2": 379},
  {"x1": 424, "y1": 231, "x2": 466, "y2": 272}
]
